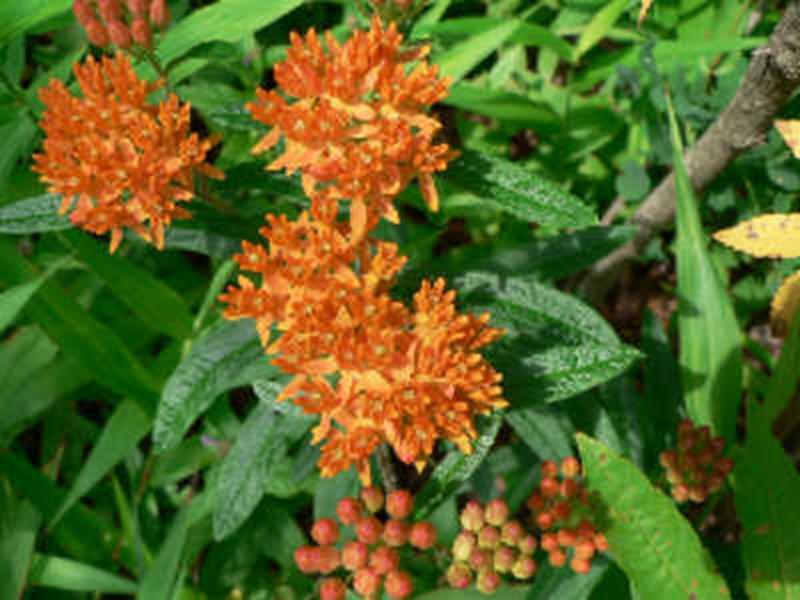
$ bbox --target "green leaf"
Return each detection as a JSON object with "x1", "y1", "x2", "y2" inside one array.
[
  {"x1": 136, "y1": 508, "x2": 191, "y2": 600},
  {"x1": 435, "y1": 20, "x2": 520, "y2": 83},
  {"x1": 50, "y1": 400, "x2": 152, "y2": 529},
  {"x1": 0, "y1": 0, "x2": 71, "y2": 47},
  {"x1": 162, "y1": 227, "x2": 240, "y2": 259},
  {"x1": 734, "y1": 399, "x2": 800, "y2": 599},
  {"x1": 154, "y1": 319, "x2": 279, "y2": 452},
  {"x1": 505, "y1": 406, "x2": 574, "y2": 459},
  {"x1": 157, "y1": 0, "x2": 304, "y2": 65},
  {"x1": 213, "y1": 384, "x2": 292, "y2": 540},
  {"x1": 445, "y1": 150, "x2": 596, "y2": 230},
  {"x1": 0, "y1": 256, "x2": 66, "y2": 332},
  {"x1": 458, "y1": 273, "x2": 641, "y2": 407},
  {"x1": 526, "y1": 557, "x2": 609, "y2": 599},
  {"x1": 29, "y1": 555, "x2": 137, "y2": 595},
  {"x1": 0, "y1": 498, "x2": 40, "y2": 600},
  {"x1": 61, "y1": 230, "x2": 194, "y2": 339},
  {"x1": 417, "y1": 586, "x2": 531, "y2": 600},
  {"x1": 576, "y1": 434, "x2": 730, "y2": 600},
  {"x1": 416, "y1": 414, "x2": 502, "y2": 517},
  {"x1": 0, "y1": 194, "x2": 70, "y2": 234},
  {"x1": 574, "y1": 0, "x2": 629, "y2": 59},
  {"x1": 314, "y1": 468, "x2": 360, "y2": 521},
  {"x1": 763, "y1": 311, "x2": 800, "y2": 422},
  {"x1": 445, "y1": 83, "x2": 560, "y2": 132},
  {"x1": 669, "y1": 97, "x2": 742, "y2": 442}
]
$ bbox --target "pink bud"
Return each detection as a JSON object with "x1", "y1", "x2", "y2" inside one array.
[
  {"x1": 386, "y1": 489, "x2": 414, "y2": 519},
  {"x1": 73, "y1": 0, "x2": 96, "y2": 26},
  {"x1": 384, "y1": 569, "x2": 413, "y2": 599},
  {"x1": 361, "y1": 486, "x2": 385, "y2": 513},
  {"x1": 83, "y1": 19, "x2": 110, "y2": 46},
  {"x1": 125, "y1": 0, "x2": 148, "y2": 16},
  {"x1": 106, "y1": 19, "x2": 131, "y2": 47},
  {"x1": 336, "y1": 497, "x2": 363, "y2": 525},
  {"x1": 131, "y1": 19, "x2": 152, "y2": 46},
  {"x1": 446, "y1": 563, "x2": 472, "y2": 589},
  {"x1": 97, "y1": 0, "x2": 122, "y2": 23},
  {"x1": 342, "y1": 541, "x2": 368, "y2": 571},
  {"x1": 149, "y1": 0, "x2": 170, "y2": 29},
  {"x1": 311, "y1": 518, "x2": 340, "y2": 546},
  {"x1": 408, "y1": 521, "x2": 437, "y2": 550},
  {"x1": 319, "y1": 578, "x2": 347, "y2": 600}
]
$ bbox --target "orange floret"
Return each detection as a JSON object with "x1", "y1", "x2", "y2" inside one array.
[
  {"x1": 247, "y1": 17, "x2": 457, "y2": 239},
  {"x1": 32, "y1": 54, "x2": 222, "y2": 253}
]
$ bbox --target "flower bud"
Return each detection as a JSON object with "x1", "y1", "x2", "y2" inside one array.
[
  {"x1": 541, "y1": 460, "x2": 558, "y2": 478},
  {"x1": 312, "y1": 518, "x2": 340, "y2": 546},
  {"x1": 125, "y1": 0, "x2": 148, "y2": 16},
  {"x1": 84, "y1": 19, "x2": 110, "y2": 46},
  {"x1": 659, "y1": 450, "x2": 677, "y2": 469},
  {"x1": 383, "y1": 519, "x2": 409, "y2": 547},
  {"x1": 484, "y1": 498, "x2": 509, "y2": 526},
  {"x1": 535, "y1": 510, "x2": 554, "y2": 530},
  {"x1": 452, "y1": 531, "x2": 475, "y2": 562},
  {"x1": 476, "y1": 568, "x2": 501, "y2": 594},
  {"x1": 386, "y1": 489, "x2": 414, "y2": 519},
  {"x1": 493, "y1": 546, "x2": 516, "y2": 573},
  {"x1": 460, "y1": 500, "x2": 484, "y2": 532},
  {"x1": 317, "y1": 545, "x2": 341, "y2": 574},
  {"x1": 106, "y1": 19, "x2": 131, "y2": 47},
  {"x1": 560, "y1": 478, "x2": 579, "y2": 498},
  {"x1": 570, "y1": 557, "x2": 592, "y2": 574},
  {"x1": 408, "y1": 521, "x2": 437, "y2": 550},
  {"x1": 97, "y1": 0, "x2": 122, "y2": 22},
  {"x1": 342, "y1": 541, "x2": 369, "y2": 571},
  {"x1": 511, "y1": 555, "x2": 537, "y2": 580},
  {"x1": 574, "y1": 540, "x2": 596, "y2": 560},
  {"x1": 552, "y1": 501, "x2": 572, "y2": 521},
  {"x1": 526, "y1": 492, "x2": 545, "y2": 512},
  {"x1": 356, "y1": 516, "x2": 383, "y2": 545},
  {"x1": 548, "y1": 548, "x2": 567, "y2": 567},
  {"x1": 294, "y1": 545, "x2": 319, "y2": 574},
  {"x1": 369, "y1": 545, "x2": 399, "y2": 575},
  {"x1": 131, "y1": 19, "x2": 151, "y2": 46},
  {"x1": 468, "y1": 548, "x2": 492, "y2": 571},
  {"x1": 384, "y1": 569, "x2": 413, "y2": 599},
  {"x1": 336, "y1": 496, "x2": 363, "y2": 525},
  {"x1": 500, "y1": 520, "x2": 523, "y2": 546},
  {"x1": 361, "y1": 486, "x2": 385, "y2": 513},
  {"x1": 353, "y1": 568, "x2": 382, "y2": 597},
  {"x1": 319, "y1": 578, "x2": 347, "y2": 600},
  {"x1": 540, "y1": 477, "x2": 559, "y2": 498},
  {"x1": 594, "y1": 532, "x2": 609, "y2": 552},
  {"x1": 446, "y1": 563, "x2": 472, "y2": 589},
  {"x1": 561, "y1": 456, "x2": 581, "y2": 478},
  {"x1": 557, "y1": 528, "x2": 577, "y2": 547},
  {"x1": 540, "y1": 532, "x2": 558, "y2": 552},
  {"x1": 73, "y1": 0, "x2": 96, "y2": 26},
  {"x1": 478, "y1": 525, "x2": 500, "y2": 550},
  {"x1": 672, "y1": 484, "x2": 689, "y2": 503},
  {"x1": 518, "y1": 534, "x2": 538, "y2": 555},
  {"x1": 149, "y1": 0, "x2": 170, "y2": 28}
]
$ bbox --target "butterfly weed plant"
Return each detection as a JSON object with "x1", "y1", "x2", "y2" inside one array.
[{"x1": 1, "y1": 0, "x2": 800, "y2": 599}]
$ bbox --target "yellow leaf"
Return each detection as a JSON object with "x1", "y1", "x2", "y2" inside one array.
[
  {"x1": 638, "y1": 0, "x2": 654, "y2": 26},
  {"x1": 713, "y1": 214, "x2": 800, "y2": 259},
  {"x1": 771, "y1": 270, "x2": 800, "y2": 335},
  {"x1": 775, "y1": 119, "x2": 800, "y2": 159}
]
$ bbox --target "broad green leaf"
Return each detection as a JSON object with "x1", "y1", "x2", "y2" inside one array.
[
  {"x1": 0, "y1": 256, "x2": 65, "y2": 331},
  {"x1": 670, "y1": 99, "x2": 742, "y2": 442},
  {"x1": 157, "y1": 0, "x2": 304, "y2": 65},
  {"x1": 577, "y1": 434, "x2": 730, "y2": 600},
  {"x1": 505, "y1": 406, "x2": 574, "y2": 459},
  {"x1": 417, "y1": 586, "x2": 530, "y2": 600},
  {"x1": 0, "y1": 0, "x2": 71, "y2": 48},
  {"x1": 415, "y1": 414, "x2": 502, "y2": 517},
  {"x1": 0, "y1": 499, "x2": 40, "y2": 600},
  {"x1": 457, "y1": 273, "x2": 640, "y2": 407},
  {"x1": 435, "y1": 20, "x2": 520, "y2": 83},
  {"x1": 213, "y1": 384, "x2": 293, "y2": 540},
  {"x1": 574, "y1": 0, "x2": 629, "y2": 59},
  {"x1": 163, "y1": 226, "x2": 240, "y2": 259},
  {"x1": 0, "y1": 238, "x2": 160, "y2": 406},
  {"x1": 445, "y1": 150, "x2": 596, "y2": 230},
  {"x1": 150, "y1": 437, "x2": 219, "y2": 488},
  {"x1": 50, "y1": 400, "x2": 152, "y2": 528},
  {"x1": 29, "y1": 555, "x2": 137, "y2": 595},
  {"x1": 136, "y1": 508, "x2": 191, "y2": 600},
  {"x1": 763, "y1": 310, "x2": 800, "y2": 421},
  {"x1": 526, "y1": 557, "x2": 609, "y2": 599},
  {"x1": 154, "y1": 319, "x2": 279, "y2": 452},
  {"x1": 0, "y1": 194, "x2": 70, "y2": 234},
  {"x1": 314, "y1": 467, "x2": 359, "y2": 521},
  {"x1": 446, "y1": 83, "x2": 559, "y2": 132},
  {"x1": 735, "y1": 400, "x2": 800, "y2": 599},
  {"x1": 61, "y1": 230, "x2": 194, "y2": 339}
]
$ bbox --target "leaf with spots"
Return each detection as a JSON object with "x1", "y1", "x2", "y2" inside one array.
[
  {"x1": 776, "y1": 119, "x2": 800, "y2": 159},
  {"x1": 713, "y1": 214, "x2": 800, "y2": 259},
  {"x1": 577, "y1": 434, "x2": 730, "y2": 600},
  {"x1": 734, "y1": 399, "x2": 800, "y2": 599}
]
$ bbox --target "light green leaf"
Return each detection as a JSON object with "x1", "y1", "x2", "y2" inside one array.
[
  {"x1": 526, "y1": 558, "x2": 609, "y2": 599},
  {"x1": 445, "y1": 83, "x2": 559, "y2": 132},
  {"x1": 136, "y1": 508, "x2": 191, "y2": 600},
  {"x1": 29, "y1": 555, "x2": 137, "y2": 595},
  {"x1": 0, "y1": 257, "x2": 65, "y2": 332},
  {"x1": 0, "y1": 498, "x2": 40, "y2": 600},
  {"x1": 0, "y1": 194, "x2": 70, "y2": 235},
  {"x1": 577, "y1": 434, "x2": 730, "y2": 600},
  {"x1": 735, "y1": 400, "x2": 800, "y2": 599},
  {"x1": 445, "y1": 150, "x2": 596, "y2": 230},
  {"x1": 50, "y1": 400, "x2": 151, "y2": 529},
  {"x1": 154, "y1": 319, "x2": 279, "y2": 452},
  {"x1": 670, "y1": 97, "x2": 742, "y2": 442},
  {"x1": 417, "y1": 586, "x2": 530, "y2": 600},
  {"x1": 0, "y1": 0, "x2": 71, "y2": 48},
  {"x1": 435, "y1": 20, "x2": 520, "y2": 83},
  {"x1": 574, "y1": 0, "x2": 629, "y2": 59}
]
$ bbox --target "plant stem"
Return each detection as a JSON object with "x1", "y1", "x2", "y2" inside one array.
[{"x1": 377, "y1": 444, "x2": 400, "y2": 492}]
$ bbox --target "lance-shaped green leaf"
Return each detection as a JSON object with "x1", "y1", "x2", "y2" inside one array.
[
  {"x1": 435, "y1": 20, "x2": 520, "y2": 83},
  {"x1": 670, "y1": 98, "x2": 742, "y2": 442},
  {"x1": 136, "y1": 508, "x2": 192, "y2": 600},
  {"x1": 0, "y1": 256, "x2": 67, "y2": 332},
  {"x1": 734, "y1": 399, "x2": 800, "y2": 599},
  {"x1": 577, "y1": 434, "x2": 730, "y2": 600},
  {"x1": 0, "y1": 0, "x2": 71, "y2": 48},
  {"x1": 445, "y1": 150, "x2": 595, "y2": 230},
  {"x1": 457, "y1": 273, "x2": 640, "y2": 407},
  {"x1": 0, "y1": 497, "x2": 40, "y2": 600},
  {"x1": 505, "y1": 405, "x2": 574, "y2": 459},
  {"x1": 0, "y1": 194, "x2": 70, "y2": 234},
  {"x1": 154, "y1": 319, "x2": 279, "y2": 452},
  {"x1": 29, "y1": 555, "x2": 137, "y2": 595}
]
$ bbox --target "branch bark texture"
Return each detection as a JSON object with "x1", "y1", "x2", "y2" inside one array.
[{"x1": 579, "y1": 2, "x2": 800, "y2": 303}]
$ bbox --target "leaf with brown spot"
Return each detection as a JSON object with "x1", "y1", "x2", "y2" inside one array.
[
  {"x1": 776, "y1": 119, "x2": 800, "y2": 159},
  {"x1": 713, "y1": 214, "x2": 800, "y2": 259}
]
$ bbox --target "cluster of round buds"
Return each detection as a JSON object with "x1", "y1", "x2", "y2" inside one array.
[
  {"x1": 447, "y1": 499, "x2": 538, "y2": 594},
  {"x1": 294, "y1": 486, "x2": 438, "y2": 599},
  {"x1": 72, "y1": 0, "x2": 170, "y2": 49},
  {"x1": 659, "y1": 419, "x2": 734, "y2": 504},
  {"x1": 526, "y1": 458, "x2": 608, "y2": 574}
]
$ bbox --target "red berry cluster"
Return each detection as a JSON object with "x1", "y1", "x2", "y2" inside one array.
[
  {"x1": 73, "y1": 0, "x2": 170, "y2": 49},
  {"x1": 526, "y1": 458, "x2": 608, "y2": 574},
  {"x1": 659, "y1": 419, "x2": 733, "y2": 504},
  {"x1": 447, "y1": 499, "x2": 538, "y2": 594},
  {"x1": 294, "y1": 486, "x2": 438, "y2": 600}
]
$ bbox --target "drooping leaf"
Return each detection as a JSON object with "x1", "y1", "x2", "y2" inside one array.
[
  {"x1": 670, "y1": 99, "x2": 742, "y2": 442},
  {"x1": 154, "y1": 319, "x2": 279, "y2": 452},
  {"x1": 574, "y1": 0, "x2": 629, "y2": 59},
  {"x1": 714, "y1": 214, "x2": 800, "y2": 259},
  {"x1": 775, "y1": 119, "x2": 800, "y2": 159},
  {"x1": 29, "y1": 555, "x2": 137, "y2": 595},
  {"x1": 0, "y1": 194, "x2": 70, "y2": 234},
  {"x1": 0, "y1": 256, "x2": 66, "y2": 332},
  {"x1": 735, "y1": 399, "x2": 800, "y2": 599},
  {"x1": 577, "y1": 434, "x2": 730, "y2": 600},
  {"x1": 445, "y1": 150, "x2": 596, "y2": 230}
]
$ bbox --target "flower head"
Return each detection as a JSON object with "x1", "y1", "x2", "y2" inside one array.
[
  {"x1": 247, "y1": 17, "x2": 456, "y2": 239},
  {"x1": 33, "y1": 54, "x2": 221, "y2": 252}
]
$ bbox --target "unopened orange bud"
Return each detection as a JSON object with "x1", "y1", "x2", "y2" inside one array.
[
  {"x1": 317, "y1": 545, "x2": 341, "y2": 574},
  {"x1": 446, "y1": 563, "x2": 472, "y2": 589},
  {"x1": 460, "y1": 500, "x2": 484, "y2": 532},
  {"x1": 342, "y1": 540, "x2": 369, "y2": 571},
  {"x1": 548, "y1": 548, "x2": 567, "y2": 567},
  {"x1": 540, "y1": 532, "x2": 558, "y2": 552},
  {"x1": 131, "y1": 19, "x2": 151, "y2": 46},
  {"x1": 408, "y1": 521, "x2": 437, "y2": 550},
  {"x1": 678, "y1": 419, "x2": 694, "y2": 438},
  {"x1": 319, "y1": 578, "x2": 347, "y2": 600},
  {"x1": 493, "y1": 546, "x2": 516, "y2": 573},
  {"x1": 571, "y1": 557, "x2": 592, "y2": 574},
  {"x1": 353, "y1": 567, "x2": 382, "y2": 596},
  {"x1": 361, "y1": 486, "x2": 385, "y2": 513},
  {"x1": 73, "y1": 0, "x2": 96, "y2": 25},
  {"x1": 557, "y1": 528, "x2": 577, "y2": 547},
  {"x1": 574, "y1": 540, "x2": 596, "y2": 560},
  {"x1": 485, "y1": 498, "x2": 509, "y2": 526},
  {"x1": 476, "y1": 568, "x2": 501, "y2": 594},
  {"x1": 672, "y1": 484, "x2": 690, "y2": 503},
  {"x1": 312, "y1": 518, "x2": 340, "y2": 546},
  {"x1": 593, "y1": 532, "x2": 609, "y2": 552},
  {"x1": 560, "y1": 478, "x2": 579, "y2": 498},
  {"x1": 518, "y1": 534, "x2": 537, "y2": 555},
  {"x1": 294, "y1": 545, "x2": 319, "y2": 574},
  {"x1": 716, "y1": 457, "x2": 734, "y2": 475},
  {"x1": 561, "y1": 456, "x2": 581, "y2": 478},
  {"x1": 383, "y1": 519, "x2": 409, "y2": 547},
  {"x1": 452, "y1": 531, "x2": 476, "y2": 562},
  {"x1": 541, "y1": 460, "x2": 558, "y2": 478},
  {"x1": 500, "y1": 520, "x2": 524, "y2": 546},
  {"x1": 336, "y1": 496, "x2": 363, "y2": 525},
  {"x1": 552, "y1": 501, "x2": 571, "y2": 521},
  {"x1": 384, "y1": 569, "x2": 413, "y2": 599},
  {"x1": 356, "y1": 516, "x2": 383, "y2": 545},
  {"x1": 369, "y1": 546, "x2": 399, "y2": 575},
  {"x1": 511, "y1": 555, "x2": 537, "y2": 580},
  {"x1": 83, "y1": 19, "x2": 110, "y2": 46},
  {"x1": 478, "y1": 525, "x2": 500, "y2": 550},
  {"x1": 540, "y1": 477, "x2": 560, "y2": 498},
  {"x1": 535, "y1": 510, "x2": 554, "y2": 530},
  {"x1": 107, "y1": 19, "x2": 131, "y2": 47},
  {"x1": 468, "y1": 548, "x2": 492, "y2": 571},
  {"x1": 149, "y1": 0, "x2": 170, "y2": 28},
  {"x1": 98, "y1": 0, "x2": 122, "y2": 22},
  {"x1": 526, "y1": 492, "x2": 545, "y2": 512},
  {"x1": 386, "y1": 489, "x2": 414, "y2": 519},
  {"x1": 125, "y1": 0, "x2": 148, "y2": 16},
  {"x1": 688, "y1": 484, "x2": 706, "y2": 503}
]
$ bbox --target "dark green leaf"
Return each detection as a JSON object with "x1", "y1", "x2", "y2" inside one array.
[
  {"x1": 136, "y1": 508, "x2": 191, "y2": 600},
  {"x1": 505, "y1": 406, "x2": 574, "y2": 459},
  {"x1": 527, "y1": 557, "x2": 609, "y2": 599},
  {"x1": 0, "y1": 498, "x2": 40, "y2": 600},
  {"x1": 0, "y1": 194, "x2": 70, "y2": 234}
]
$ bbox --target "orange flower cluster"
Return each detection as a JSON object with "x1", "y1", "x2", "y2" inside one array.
[
  {"x1": 247, "y1": 16, "x2": 457, "y2": 240},
  {"x1": 222, "y1": 20, "x2": 504, "y2": 483},
  {"x1": 73, "y1": 0, "x2": 170, "y2": 48},
  {"x1": 33, "y1": 54, "x2": 222, "y2": 253}
]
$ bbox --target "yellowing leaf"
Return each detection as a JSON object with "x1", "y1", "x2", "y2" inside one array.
[
  {"x1": 713, "y1": 214, "x2": 800, "y2": 259},
  {"x1": 638, "y1": 0, "x2": 654, "y2": 26},
  {"x1": 771, "y1": 270, "x2": 800, "y2": 336},
  {"x1": 775, "y1": 119, "x2": 800, "y2": 159}
]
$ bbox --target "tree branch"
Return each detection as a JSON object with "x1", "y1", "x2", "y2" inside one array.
[{"x1": 578, "y1": 2, "x2": 800, "y2": 304}]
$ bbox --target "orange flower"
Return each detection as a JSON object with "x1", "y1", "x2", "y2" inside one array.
[
  {"x1": 247, "y1": 17, "x2": 457, "y2": 239},
  {"x1": 33, "y1": 54, "x2": 222, "y2": 253}
]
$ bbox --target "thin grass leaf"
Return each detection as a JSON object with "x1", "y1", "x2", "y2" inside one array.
[
  {"x1": 0, "y1": 499, "x2": 40, "y2": 600},
  {"x1": 29, "y1": 555, "x2": 137, "y2": 595},
  {"x1": 136, "y1": 508, "x2": 191, "y2": 600},
  {"x1": 435, "y1": 20, "x2": 520, "y2": 83}
]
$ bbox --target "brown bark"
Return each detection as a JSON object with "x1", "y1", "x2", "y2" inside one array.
[{"x1": 578, "y1": 2, "x2": 800, "y2": 304}]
